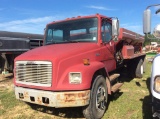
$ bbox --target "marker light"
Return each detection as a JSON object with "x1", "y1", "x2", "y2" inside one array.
[{"x1": 83, "y1": 59, "x2": 90, "y2": 65}]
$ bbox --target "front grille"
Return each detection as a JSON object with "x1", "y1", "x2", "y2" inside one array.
[{"x1": 15, "y1": 61, "x2": 52, "y2": 87}]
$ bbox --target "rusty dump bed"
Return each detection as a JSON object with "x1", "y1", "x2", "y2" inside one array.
[
  {"x1": 117, "y1": 28, "x2": 145, "y2": 59},
  {"x1": 118, "y1": 28, "x2": 144, "y2": 44}
]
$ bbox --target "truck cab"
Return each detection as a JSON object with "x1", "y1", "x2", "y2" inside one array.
[{"x1": 14, "y1": 14, "x2": 145, "y2": 119}]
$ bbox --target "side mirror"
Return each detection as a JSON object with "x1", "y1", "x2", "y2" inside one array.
[
  {"x1": 143, "y1": 9, "x2": 151, "y2": 34},
  {"x1": 156, "y1": 8, "x2": 160, "y2": 14},
  {"x1": 44, "y1": 28, "x2": 46, "y2": 34},
  {"x1": 112, "y1": 19, "x2": 119, "y2": 36}
]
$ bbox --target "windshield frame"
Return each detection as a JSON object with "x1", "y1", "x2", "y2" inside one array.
[{"x1": 44, "y1": 17, "x2": 98, "y2": 45}]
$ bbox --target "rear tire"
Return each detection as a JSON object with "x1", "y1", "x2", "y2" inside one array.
[
  {"x1": 128, "y1": 60, "x2": 135, "y2": 78},
  {"x1": 82, "y1": 75, "x2": 108, "y2": 119},
  {"x1": 128, "y1": 58, "x2": 144, "y2": 78},
  {"x1": 135, "y1": 59, "x2": 144, "y2": 78},
  {"x1": 143, "y1": 57, "x2": 146, "y2": 73}
]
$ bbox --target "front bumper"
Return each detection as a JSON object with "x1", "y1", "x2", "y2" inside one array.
[{"x1": 15, "y1": 86, "x2": 90, "y2": 108}]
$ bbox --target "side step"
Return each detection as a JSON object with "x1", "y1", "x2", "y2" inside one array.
[
  {"x1": 111, "y1": 83, "x2": 123, "y2": 93},
  {"x1": 109, "y1": 74, "x2": 120, "y2": 82}
]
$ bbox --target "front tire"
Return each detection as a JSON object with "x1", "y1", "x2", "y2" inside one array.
[{"x1": 83, "y1": 75, "x2": 108, "y2": 119}]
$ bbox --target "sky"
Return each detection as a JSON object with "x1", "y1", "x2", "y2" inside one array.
[{"x1": 0, "y1": 0, "x2": 160, "y2": 35}]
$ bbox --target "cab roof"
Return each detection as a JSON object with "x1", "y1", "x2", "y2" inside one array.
[{"x1": 47, "y1": 14, "x2": 110, "y2": 26}]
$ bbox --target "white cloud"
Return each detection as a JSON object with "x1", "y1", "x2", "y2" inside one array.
[
  {"x1": 121, "y1": 23, "x2": 143, "y2": 35},
  {"x1": 0, "y1": 16, "x2": 63, "y2": 34},
  {"x1": 0, "y1": 16, "x2": 55, "y2": 26},
  {"x1": 86, "y1": 5, "x2": 116, "y2": 11},
  {"x1": 0, "y1": 14, "x2": 143, "y2": 35},
  {"x1": 154, "y1": 6, "x2": 160, "y2": 10}
]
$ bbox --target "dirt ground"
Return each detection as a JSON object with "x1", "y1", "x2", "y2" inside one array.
[
  {"x1": 0, "y1": 74, "x2": 85, "y2": 119},
  {"x1": 0, "y1": 73, "x2": 14, "y2": 91}
]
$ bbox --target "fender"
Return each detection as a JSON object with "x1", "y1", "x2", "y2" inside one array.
[{"x1": 56, "y1": 61, "x2": 108, "y2": 90}]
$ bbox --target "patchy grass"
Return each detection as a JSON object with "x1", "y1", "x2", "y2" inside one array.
[
  {"x1": 103, "y1": 62, "x2": 152, "y2": 119},
  {"x1": 0, "y1": 62, "x2": 152, "y2": 119}
]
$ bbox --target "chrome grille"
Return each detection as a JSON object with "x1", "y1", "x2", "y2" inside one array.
[{"x1": 15, "y1": 61, "x2": 52, "y2": 87}]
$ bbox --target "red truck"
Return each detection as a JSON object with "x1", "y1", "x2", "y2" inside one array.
[{"x1": 14, "y1": 14, "x2": 145, "y2": 119}]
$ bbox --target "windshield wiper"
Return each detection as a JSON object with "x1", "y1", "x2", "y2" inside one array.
[
  {"x1": 65, "y1": 40, "x2": 79, "y2": 43},
  {"x1": 67, "y1": 38, "x2": 96, "y2": 42},
  {"x1": 45, "y1": 40, "x2": 94, "y2": 45},
  {"x1": 46, "y1": 42, "x2": 58, "y2": 45}
]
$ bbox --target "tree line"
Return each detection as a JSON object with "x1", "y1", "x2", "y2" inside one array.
[{"x1": 144, "y1": 34, "x2": 160, "y2": 46}]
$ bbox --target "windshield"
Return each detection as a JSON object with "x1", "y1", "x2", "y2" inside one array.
[{"x1": 45, "y1": 18, "x2": 98, "y2": 45}]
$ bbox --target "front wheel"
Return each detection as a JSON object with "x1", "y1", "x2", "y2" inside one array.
[{"x1": 83, "y1": 75, "x2": 108, "y2": 119}]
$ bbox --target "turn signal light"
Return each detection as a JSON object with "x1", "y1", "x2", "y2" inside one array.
[
  {"x1": 154, "y1": 76, "x2": 160, "y2": 93},
  {"x1": 83, "y1": 59, "x2": 90, "y2": 65}
]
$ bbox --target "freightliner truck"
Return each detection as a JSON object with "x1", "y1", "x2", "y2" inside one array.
[{"x1": 14, "y1": 14, "x2": 146, "y2": 119}]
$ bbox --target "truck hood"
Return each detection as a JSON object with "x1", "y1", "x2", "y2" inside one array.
[{"x1": 15, "y1": 43, "x2": 98, "y2": 61}]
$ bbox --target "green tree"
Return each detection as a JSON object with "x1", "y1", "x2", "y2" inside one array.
[{"x1": 144, "y1": 34, "x2": 160, "y2": 46}]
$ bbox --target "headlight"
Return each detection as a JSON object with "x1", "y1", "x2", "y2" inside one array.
[
  {"x1": 69, "y1": 72, "x2": 82, "y2": 84},
  {"x1": 154, "y1": 76, "x2": 160, "y2": 93}
]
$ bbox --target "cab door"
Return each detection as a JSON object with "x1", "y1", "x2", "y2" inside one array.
[{"x1": 101, "y1": 19, "x2": 116, "y2": 72}]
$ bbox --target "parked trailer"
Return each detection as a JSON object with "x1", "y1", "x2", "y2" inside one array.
[{"x1": 0, "y1": 31, "x2": 43, "y2": 73}]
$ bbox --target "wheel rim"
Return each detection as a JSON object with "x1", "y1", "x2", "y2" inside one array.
[
  {"x1": 96, "y1": 85, "x2": 106, "y2": 111},
  {"x1": 140, "y1": 64, "x2": 143, "y2": 75}
]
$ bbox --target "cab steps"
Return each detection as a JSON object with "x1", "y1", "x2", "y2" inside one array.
[
  {"x1": 109, "y1": 73, "x2": 123, "y2": 92},
  {"x1": 111, "y1": 83, "x2": 123, "y2": 93},
  {"x1": 109, "y1": 74, "x2": 120, "y2": 82}
]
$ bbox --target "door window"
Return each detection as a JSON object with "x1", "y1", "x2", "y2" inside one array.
[{"x1": 101, "y1": 21, "x2": 112, "y2": 42}]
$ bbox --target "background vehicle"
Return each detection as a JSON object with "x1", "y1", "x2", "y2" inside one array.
[
  {"x1": 0, "y1": 31, "x2": 43, "y2": 73},
  {"x1": 143, "y1": 4, "x2": 160, "y2": 118},
  {"x1": 14, "y1": 14, "x2": 145, "y2": 119}
]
